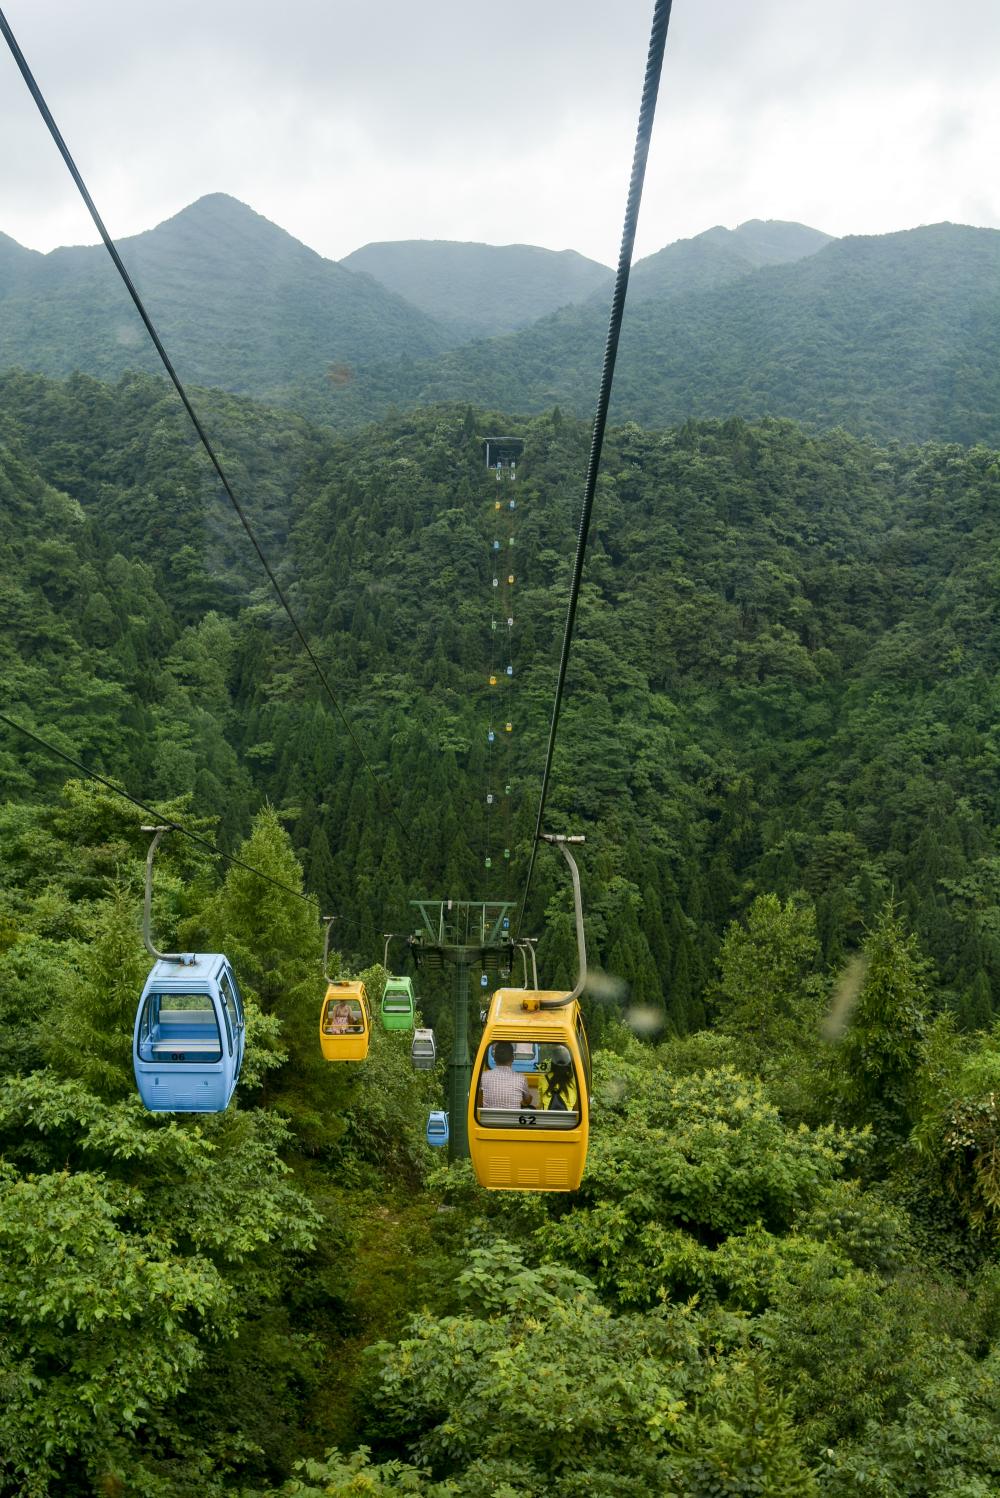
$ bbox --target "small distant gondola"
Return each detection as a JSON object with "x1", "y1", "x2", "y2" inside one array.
[{"x1": 411, "y1": 1027, "x2": 437, "y2": 1070}]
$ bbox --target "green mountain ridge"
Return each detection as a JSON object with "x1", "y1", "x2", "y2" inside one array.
[
  {"x1": 708, "y1": 217, "x2": 835, "y2": 266},
  {"x1": 341, "y1": 238, "x2": 614, "y2": 338},
  {"x1": 340, "y1": 219, "x2": 833, "y2": 335},
  {"x1": 365, "y1": 221, "x2": 1000, "y2": 446},
  {"x1": 3, "y1": 203, "x2": 998, "y2": 448},
  {"x1": 0, "y1": 192, "x2": 455, "y2": 399},
  {"x1": 625, "y1": 217, "x2": 834, "y2": 302},
  {"x1": 0, "y1": 230, "x2": 41, "y2": 289},
  {"x1": 0, "y1": 202, "x2": 839, "y2": 432}
]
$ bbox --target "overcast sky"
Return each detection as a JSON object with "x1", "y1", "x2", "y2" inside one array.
[{"x1": 2, "y1": 0, "x2": 999, "y2": 268}]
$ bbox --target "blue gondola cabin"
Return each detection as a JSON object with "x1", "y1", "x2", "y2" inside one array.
[{"x1": 133, "y1": 954, "x2": 245, "y2": 1113}]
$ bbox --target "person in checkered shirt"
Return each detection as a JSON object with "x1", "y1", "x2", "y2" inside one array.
[{"x1": 480, "y1": 1040, "x2": 534, "y2": 1110}]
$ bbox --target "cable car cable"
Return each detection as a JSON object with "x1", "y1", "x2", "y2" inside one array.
[
  {"x1": 502, "y1": 460, "x2": 516, "y2": 893},
  {"x1": 0, "y1": 8, "x2": 411, "y2": 851},
  {"x1": 0, "y1": 710, "x2": 320, "y2": 909},
  {"x1": 485, "y1": 471, "x2": 500, "y2": 885},
  {"x1": 516, "y1": 0, "x2": 674, "y2": 936}
]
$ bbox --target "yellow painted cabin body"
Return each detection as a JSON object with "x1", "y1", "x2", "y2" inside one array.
[
  {"x1": 319, "y1": 980, "x2": 370, "y2": 1061},
  {"x1": 468, "y1": 988, "x2": 591, "y2": 1192}
]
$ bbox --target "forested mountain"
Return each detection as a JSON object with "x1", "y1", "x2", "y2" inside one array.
[
  {"x1": 5, "y1": 368, "x2": 1000, "y2": 1027},
  {"x1": 13, "y1": 204, "x2": 1000, "y2": 451},
  {"x1": 0, "y1": 203, "x2": 829, "y2": 422},
  {"x1": 361, "y1": 222, "x2": 1000, "y2": 446},
  {"x1": 708, "y1": 217, "x2": 834, "y2": 266},
  {"x1": 341, "y1": 238, "x2": 613, "y2": 338},
  {"x1": 8, "y1": 370, "x2": 1000, "y2": 1492},
  {"x1": 626, "y1": 217, "x2": 833, "y2": 302},
  {"x1": 0, "y1": 229, "x2": 39, "y2": 287},
  {"x1": 0, "y1": 193, "x2": 453, "y2": 403}
]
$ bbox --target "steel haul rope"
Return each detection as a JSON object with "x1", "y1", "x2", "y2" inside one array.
[
  {"x1": 485, "y1": 460, "x2": 501, "y2": 888},
  {"x1": 0, "y1": 710, "x2": 320, "y2": 908},
  {"x1": 517, "y1": 0, "x2": 674, "y2": 935},
  {"x1": 501, "y1": 456, "x2": 517, "y2": 894}
]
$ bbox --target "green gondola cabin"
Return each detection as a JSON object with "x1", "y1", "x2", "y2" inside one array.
[{"x1": 380, "y1": 975, "x2": 416, "y2": 1032}]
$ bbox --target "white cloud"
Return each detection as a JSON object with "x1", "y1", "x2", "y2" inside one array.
[{"x1": 2, "y1": 0, "x2": 999, "y2": 265}]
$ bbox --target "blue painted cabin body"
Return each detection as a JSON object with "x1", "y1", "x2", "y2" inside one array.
[
  {"x1": 133, "y1": 954, "x2": 245, "y2": 1113},
  {"x1": 426, "y1": 1110, "x2": 449, "y2": 1147}
]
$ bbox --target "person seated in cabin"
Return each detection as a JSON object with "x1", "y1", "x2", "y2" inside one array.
[
  {"x1": 480, "y1": 1039, "x2": 534, "y2": 1110},
  {"x1": 325, "y1": 999, "x2": 358, "y2": 1034},
  {"x1": 538, "y1": 1045, "x2": 578, "y2": 1112}
]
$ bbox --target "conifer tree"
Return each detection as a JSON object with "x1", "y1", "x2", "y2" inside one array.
[{"x1": 840, "y1": 905, "x2": 929, "y2": 1137}]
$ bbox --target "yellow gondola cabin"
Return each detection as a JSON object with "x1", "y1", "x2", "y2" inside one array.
[
  {"x1": 319, "y1": 979, "x2": 370, "y2": 1062},
  {"x1": 468, "y1": 988, "x2": 591, "y2": 1192}
]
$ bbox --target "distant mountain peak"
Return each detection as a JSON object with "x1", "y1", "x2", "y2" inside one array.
[
  {"x1": 186, "y1": 191, "x2": 250, "y2": 211},
  {"x1": 170, "y1": 192, "x2": 272, "y2": 221},
  {"x1": 146, "y1": 192, "x2": 302, "y2": 243},
  {"x1": 626, "y1": 218, "x2": 836, "y2": 303},
  {"x1": 734, "y1": 216, "x2": 821, "y2": 233},
  {"x1": 729, "y1": 218, "x2": 835, "y2": 264},
  {"x1": 340, "y1": 238, "x2": 614, "y2": 337}
]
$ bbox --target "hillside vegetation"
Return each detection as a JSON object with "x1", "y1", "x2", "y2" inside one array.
[
  {"x1": 13, "y1": 203, "x2": 1000, "y2": 449},
  {"x1": 358, "y1": 222, "x2": 1000, "y2": 446},
  {"x1": 6, "y1": 372, "x2": 1000, "y2": 1492},
  {"x1": 5, "y1": 372, "x2": 1000, "y2": 1025}
]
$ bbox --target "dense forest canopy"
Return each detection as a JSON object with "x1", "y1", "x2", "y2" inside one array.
[
  {"x1": 5, "y1": 369, "x2": 1000, "y2": 1022},
  {"x1": 6, "y1": 354, "x2": 1000, "y2": 1493}
]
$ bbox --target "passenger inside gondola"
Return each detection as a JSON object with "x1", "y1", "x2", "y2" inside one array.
[
  {"x1": 480, "y1": 1040, "x2": 535, "y2": 1110},
  {"x1": 475, "y1": 1041, "x2": 580, "y2": 1126},
  {"x1": 323, "y1": 997, "x2": 363, "y2": 1034},
  {"x1": 538, "y1": 1045, "x2": 578, "y2": 1111}
]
